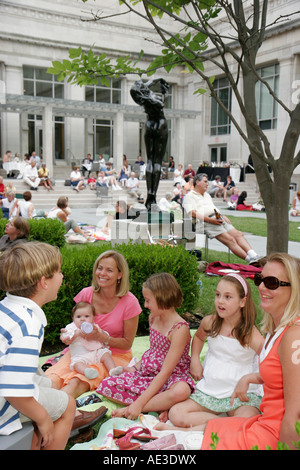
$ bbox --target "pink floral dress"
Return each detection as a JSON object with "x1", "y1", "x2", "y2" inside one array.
[{"x1": 97, "y1": 321, "x2": 195, "y2": 404}]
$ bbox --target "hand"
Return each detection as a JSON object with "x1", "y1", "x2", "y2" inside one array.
[
  {"x1": 122, "y1": 401, "x2": 143, "y2": 420},
  {"x1": 210, "y1": 218, "x2": 223, "y2": 225},
  {"x1": 35, "y1": 414, "x2": 54, "y2": 449},
  {"x1": 60, "y1": 328, "x2": 72, "y2": 345},
  {"x1": 230, "y1": 375, "x2": 251, "y2": 407},
  {"x1": 222, "y1": 215, "x2": 231, "y2": 224},
  {"x1": 190, "y1": 357, "x2": 203, "y2": 382}
]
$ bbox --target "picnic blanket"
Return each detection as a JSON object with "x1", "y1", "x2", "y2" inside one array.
[
  {"x1": 70, "y1": 415, "x2": 203, "y2": 450},
  {"x1": 205, "y1": 261, "x2": 262, "y2": 278},
  {"x1": 40, "y1": 331, "x2": 204, "y2": 416},
  {"x1": 65, "y1": 225, "x2": 111, "y2": 244}
]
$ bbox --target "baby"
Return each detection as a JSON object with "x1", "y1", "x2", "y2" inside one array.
[{"x1": 61, "y1": 301, "x2": 123, "y2": 379}]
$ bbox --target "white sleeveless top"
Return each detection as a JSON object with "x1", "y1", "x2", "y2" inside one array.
[
  {"x1": 196, "y1": 335, "x2": 262, "y2": 399},
  {"x1": 18, "y1": 200, "x2": 36, "y2": 219},
  {"x1": 47, "y1": 207, "x2": 61, "y2": 220}
]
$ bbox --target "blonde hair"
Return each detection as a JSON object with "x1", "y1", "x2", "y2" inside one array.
[
  {"x1": 143, "y1": 272, "x2": 183, "y2": 310},
  {"x1": 260, "y1": 253, "x2": 300, "y2": 335},
  {"x1": 92, "y1": 250, "x2": 129, "y2": 297},
  {"x1": 0, "y1": 241, "x2": 62, "y2": 298},
  {"x1": 206, "y1": 275, "x2": 258, "y2": 347}
]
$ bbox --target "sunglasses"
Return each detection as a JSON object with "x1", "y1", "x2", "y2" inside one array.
[{"x1": 254, "y1": 273, "x2": 291, "y2": 290}]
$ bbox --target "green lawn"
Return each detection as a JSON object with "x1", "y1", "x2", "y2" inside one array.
[{"x1": 225, "y1": 215, "x2": 300, "y2": 241}]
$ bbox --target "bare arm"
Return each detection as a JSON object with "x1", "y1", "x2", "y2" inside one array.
[
  {"x1": 190, "y1": 315, "x2": 212, "y2": 381},
  {"x1": 279, "y1": 323, "x2": 300, "y2": 449},
  {"x1": 102, "y1": 315, "x2": 139, "y2": 351},
  {"x1": 120, "y1": 324, "x2": 190, "y2": 419}
]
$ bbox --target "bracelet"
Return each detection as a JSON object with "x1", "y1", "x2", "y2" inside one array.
[
  {"x1": 103, "y1": 330, "x2": 110, "y2": 346},
  {"x1": 133, "y1": 364, "x2": 138, "y2": 372}
]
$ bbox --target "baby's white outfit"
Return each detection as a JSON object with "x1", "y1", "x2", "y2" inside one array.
[{"x1": 62, "y1": 322, "x2": 110, "y2": 370}]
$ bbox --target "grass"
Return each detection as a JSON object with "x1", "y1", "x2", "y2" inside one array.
[{"x1": 225, "y1": 215, "x2": 300, "y2": 241}]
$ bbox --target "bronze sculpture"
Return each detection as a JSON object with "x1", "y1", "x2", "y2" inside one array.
[{"x1": 130, "y1": 78, "x2": 169, "y2": 210}]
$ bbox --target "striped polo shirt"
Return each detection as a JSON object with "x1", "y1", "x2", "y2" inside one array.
[{"x1": 0, "y1": 294, "x2": 47, "y2": 435}]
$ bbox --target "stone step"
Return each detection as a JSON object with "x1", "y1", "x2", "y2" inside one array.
[{"x1": 2, "y1": 175, "x2": 259, "y2": 210}]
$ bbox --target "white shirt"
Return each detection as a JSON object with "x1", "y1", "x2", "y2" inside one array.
[
  {"x1": 126, "y1": 177, "x2": 139, "y2": 190},
  {"x1": 1, "y1": 197, "x2": 18, "y2": 218},
  {"x1": 183, "y1": 190, "x2": 216, "y2": 219},
  {"x1": 18, "y1": 199, "x2": 36, "y2": 219},
  {"x1": 23, "y1": 165, "x2": 38, "y2": 179},
  {"x1": 70, "y1": 170, "x2": 81, "y2": 181}
]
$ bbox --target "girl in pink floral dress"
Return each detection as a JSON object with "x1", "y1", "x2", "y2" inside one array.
[{"x1": 97, "y1": 273, "x2": 195, "y2": 420}]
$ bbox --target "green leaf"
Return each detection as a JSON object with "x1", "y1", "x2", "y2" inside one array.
[
  {"x1": 194, "y1": 88, "x2": 207, "y2": 95},
  {"x1": 69, "y1": 47, "x2": 82, "y2": 59},
  {"x1": 52, "y1": 61, "x2": 66, "y2": 71},
  {"x1": 47, "y1": 67, "x2": 58, "y2": 76}
]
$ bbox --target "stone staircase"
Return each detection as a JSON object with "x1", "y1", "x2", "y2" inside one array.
[{"x1": 1, "y1": 170, "x2": 260, "y2": 211}]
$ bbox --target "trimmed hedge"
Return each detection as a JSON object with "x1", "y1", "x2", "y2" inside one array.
[
  {"x1": 0, "y1": 229, "x2": 200, "y2": 346},
  {"x1": 43, "y1": 243, "x2": 200, "y2": 346},
  {"x1": 0, "y1": 218, "x2": 66, "y2": 248}
]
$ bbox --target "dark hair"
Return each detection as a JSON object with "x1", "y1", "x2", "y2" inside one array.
[
  {"x1": 22, "y1": 191, "x2": 32, "y2": 201},
  {"x1": 193, "y1": 173, "x2": 208, "y2": 186}
]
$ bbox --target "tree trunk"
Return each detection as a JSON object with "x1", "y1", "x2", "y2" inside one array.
[{"x1": 241, "y1": 66, "x2": 291, "y2": 254}]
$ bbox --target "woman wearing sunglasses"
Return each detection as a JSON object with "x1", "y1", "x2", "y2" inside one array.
[
  {"x1": 199, "y1": 252, "x2": 300, "y2": 449},
  {"x1": 157, "y1": 253, "x2": 300, "y2": 450}
]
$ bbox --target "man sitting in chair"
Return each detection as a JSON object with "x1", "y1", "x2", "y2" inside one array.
[{"x1": 183, "y1": 173, "x2": 261, "y2": 264}]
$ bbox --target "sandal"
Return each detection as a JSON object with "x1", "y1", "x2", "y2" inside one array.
[
  {"x1": 114, "y1": 425, "x2": 155, "y2": 441},
  {"x1": 115, "y1": 426, "x2": 156, "y2": 450}
]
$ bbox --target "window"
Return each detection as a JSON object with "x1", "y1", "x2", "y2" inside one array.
[
  {"x1": 210, "y1": 78, "x2": 232, "y2": 136},
  {"x1": 85, "y1": 78, "x2": 122, "y2": 104},
  {"x1": 93, "y1": 120, "x2": 113, "y2": 158},
  {"x1": 85, "y1": 78, "x2": 122, "y2": 157},
  {"x1": 255, "y1": 64, "x2": 279, "y2": 130},
  {"x1": 23, "y1": 66, "x2": 64, "y2": 99},
  {"x1": 23, "y1": 66, "x2": 65, "y2": 159},
  {"x1": 210, "y1": 146, "x2": 227, "y2": 163}
]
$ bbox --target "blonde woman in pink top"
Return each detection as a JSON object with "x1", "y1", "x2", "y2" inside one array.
[{"x1": 46, "y1": 250, "x2": 141, "y2": 398}]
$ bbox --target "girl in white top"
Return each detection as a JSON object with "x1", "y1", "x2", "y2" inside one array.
[
  {"x1": 164, "y1": 274, "x2": 264, "y2": 430},
  {"x1": 289, "y1": 190, "x2": 300, "y2": 217}
]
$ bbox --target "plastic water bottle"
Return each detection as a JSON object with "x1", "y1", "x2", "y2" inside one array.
[
  {"x1": 81, "y1": 321, "x2": 93, "y2": 334},
  {"x1": 196, "y1": 279, "x2": 203, "y2": 296}
]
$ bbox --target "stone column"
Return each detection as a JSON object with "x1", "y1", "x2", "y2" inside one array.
[
  {"x1": 113, "y1": 111, "x2": 124, "y2": 170},
  {"x1": 43, "y1": 104, "x2": 53, "y2": 175}
]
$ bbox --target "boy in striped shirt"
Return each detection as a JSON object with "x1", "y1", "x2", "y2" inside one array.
[{"x1": 0, "y1": 242, "x2": 76, "y2": 449}]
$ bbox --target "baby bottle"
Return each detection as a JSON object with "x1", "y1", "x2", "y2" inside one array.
[{"x1": 81, "y1": 321, "x2": 93, "y2": 334}]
